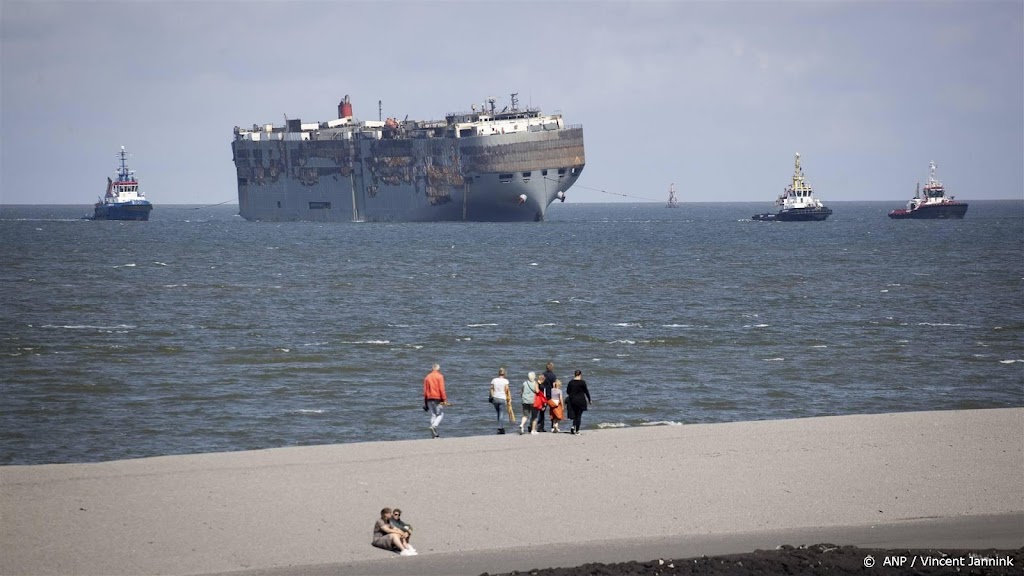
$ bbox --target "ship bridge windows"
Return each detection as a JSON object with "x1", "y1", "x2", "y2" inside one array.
[
  {"x1": 522, "y1": 171, "x2": 531, "y2": 183},
  {"x1": 542, "y1": 169, "x2": 548, "y2": 176},
  {"x1": 558, "y1": 168, "x2": 567, "y2": 177},
  {"x1": 499, "y1": 173, "x2": 513, "y2": 183}
]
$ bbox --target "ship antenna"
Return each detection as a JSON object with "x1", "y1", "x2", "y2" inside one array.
[
  {"x1": 487, "y1": 96, "x2": 497, "y2": 114},
  {"x1": 378, "y1": 100, "x2": 382, "y2": 122},
  {"x1": 117, "y1": 146, "x2": 129, "y2": 181},
  {"x1": 510, "y1": 92, "x2": 519, "y2": 112}
]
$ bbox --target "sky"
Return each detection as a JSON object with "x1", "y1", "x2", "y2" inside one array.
[{"x1": 1, "y1": 0, "x2": 1022, "y2": 205}]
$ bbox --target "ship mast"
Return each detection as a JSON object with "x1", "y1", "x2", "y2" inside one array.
[
  {"x1": 928, "y1": 160, "x2": 939, "y2": 187},
  {"x1": 116, "y1": 146, "x2": 133, "y2": 182},
  {"x1": 666, "y1": 183, "x2": 678, "y2": 208}
]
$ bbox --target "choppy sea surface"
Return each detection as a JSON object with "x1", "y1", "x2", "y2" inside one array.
[{"x1": 1, "y1": 201, "x2": 1022, "y2": 465}]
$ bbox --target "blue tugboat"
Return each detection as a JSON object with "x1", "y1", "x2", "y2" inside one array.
[
  {"x1": 752, "y1": 153, "x2": 832, "y2": 222},
  {"x1": 91, "y1": 147, "x2": 152, "y2": 221}
]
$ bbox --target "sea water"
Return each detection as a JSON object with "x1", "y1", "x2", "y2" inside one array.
[{"x1": 1, "y1": 201, "x2": 1021, "y2": 464}]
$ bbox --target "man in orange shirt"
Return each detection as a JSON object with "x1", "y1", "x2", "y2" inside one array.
[{"x1": 423, "y1": 363, "x2": 448, "y2": 438}]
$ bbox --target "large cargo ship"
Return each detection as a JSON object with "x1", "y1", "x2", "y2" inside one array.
[{"x1": 231, "y1": 94, "x2": 585, "y2": 222}]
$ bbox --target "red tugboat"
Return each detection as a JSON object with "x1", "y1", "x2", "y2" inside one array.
[{"x1": 888, "y1": 161, "x2": 967, "y2": 219}]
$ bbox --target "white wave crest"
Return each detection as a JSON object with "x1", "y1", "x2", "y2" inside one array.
[
  {"x1": 596, "y1": 422, "x2": 626, "y2": 428},
  {"x1": 918, "y1": 322, "x2": 971, "y2": 328},
  {"x1": 999, "y1": 359, "x2": 1023, "y2": 364},
  {"x1": 467, "y1": 323, "x2": 498, "y2": 327},
  {"x1": 41, "y1": 324, "x2": 135, "y2": 330},
  {"x1": 763, "y1": 357, "x2": 785, "y2": 361}
]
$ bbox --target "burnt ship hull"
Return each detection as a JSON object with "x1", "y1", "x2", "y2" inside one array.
[
  {"x1": 92, "y1": 202, "x2": 152, "y2": 221},
  {"x1": 888, "y1": 203, "x2": 968, "y2": 219},
  {"x1": 232, "y1": 124, "x2": 585, "y2": 223}
]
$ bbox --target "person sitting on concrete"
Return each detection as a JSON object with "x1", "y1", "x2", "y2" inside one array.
[{"x1": 372, "y1": 507, "x2": 416, "y2": 556}]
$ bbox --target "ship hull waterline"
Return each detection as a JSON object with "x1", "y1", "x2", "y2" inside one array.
[
  {"x1": 888, "y1": 204, "x2": 968, "y2": 220},
  {"x1": 92, "y1": 203, "x2": 153, "y2": 221},
  {"x1": 752, "y1": 207, "x2": 833, "y2": 222}
]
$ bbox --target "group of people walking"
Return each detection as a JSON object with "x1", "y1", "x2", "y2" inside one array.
[
  {"x1": 424, "y1": 361, "x2": 593, "y2": 438},
  {"x1": 514, "y1": 363, "x2": 593, "y2": 435}
]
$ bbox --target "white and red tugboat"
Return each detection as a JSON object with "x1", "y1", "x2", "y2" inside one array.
[{"x1": 888, "y1": 161, "x2": 967, "y2": 219}]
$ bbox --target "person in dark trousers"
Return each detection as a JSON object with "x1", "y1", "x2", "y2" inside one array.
[
  {"x1": 565, "y1": 369, "x2": 592, "y2": 435},
  {"x1": 536, "y1": 361, "x2": 557, "y2": 432}
]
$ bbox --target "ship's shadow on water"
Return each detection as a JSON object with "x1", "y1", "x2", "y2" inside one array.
[{"x1": 1, "y1": 201, "x2": 1022, "y2": 464}]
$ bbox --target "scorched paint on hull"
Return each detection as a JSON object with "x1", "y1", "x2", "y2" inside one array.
[{"x1": 231, "y1": 94, "x2": 585, "y2": 222}]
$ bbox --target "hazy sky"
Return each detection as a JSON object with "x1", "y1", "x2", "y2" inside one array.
[{"x1": 2, "y1": 0, "x2": 1022, "y2": 205}]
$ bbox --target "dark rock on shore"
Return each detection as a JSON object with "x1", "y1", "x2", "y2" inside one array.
[{"x1": 483, "y1": 544, "x2": 1023, "y2": 575}]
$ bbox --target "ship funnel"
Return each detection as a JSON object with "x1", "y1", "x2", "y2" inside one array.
[{"x1": 338, "y1": 95, "x2": 353, "y2": 119}]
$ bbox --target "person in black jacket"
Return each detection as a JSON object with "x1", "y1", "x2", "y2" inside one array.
[
  {"x1": 537, "y1": 361, "x2": 557, "y2": 432},
  {"x1": 565, "y1": 369, "x2": 592, "y2": 435}
]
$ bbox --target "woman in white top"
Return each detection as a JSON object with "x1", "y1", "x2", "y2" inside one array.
[{"x1": 489, "y1": 367, "x2": 511, "y2": 434}]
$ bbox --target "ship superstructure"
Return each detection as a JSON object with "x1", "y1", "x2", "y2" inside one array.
[
  {"x1": 91, "y1": 147, "x2": 152, "y2": 221},
  {"x1": 231, "y1": 93, "x2": 585, "y2": 222},
  {"x1": 752, "y1": 153, "x2": 832, "y2": 222},
  {"x1": 888, "y1": 161, "x2": 967, "y2": 219}
]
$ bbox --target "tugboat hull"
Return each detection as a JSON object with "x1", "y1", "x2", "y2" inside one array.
[
  {"x1": 753, "y1": 207, "x2": 832, "y2": 222},
  {"x1": 93, "y1": 202, "x2": 153, "y2": 221},
  {"x1": 888, "y1": 203, "x2": 967, "y2": 219}
]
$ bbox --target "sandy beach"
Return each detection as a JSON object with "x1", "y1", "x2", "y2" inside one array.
[{"x1": 2, "y1": 408, "x2": 1022, "y2": 576}]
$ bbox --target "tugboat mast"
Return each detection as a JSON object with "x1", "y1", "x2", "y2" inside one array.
[
  {"x1": 116, "y1": 146, "x2": 134, "y2": 182},
  {"x1": 666, "y1": 183, "x2": 678, "y2": 208},
  {"x1": 927, "y1": 160, "x2": 940, "y2": 187}
]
